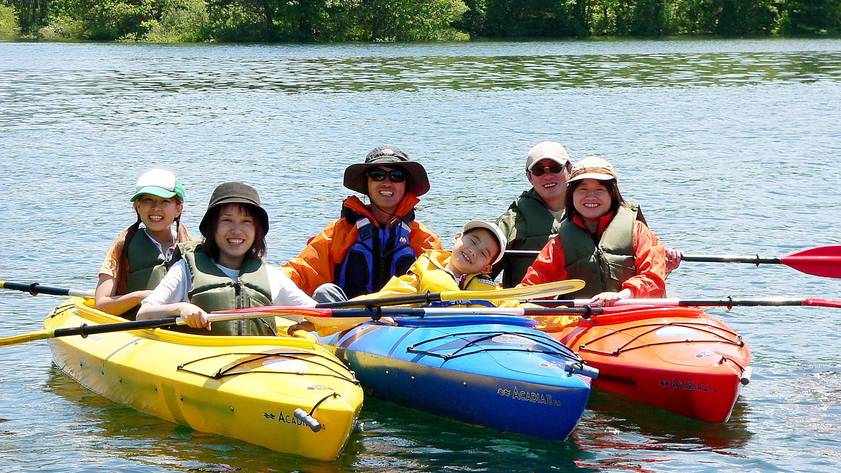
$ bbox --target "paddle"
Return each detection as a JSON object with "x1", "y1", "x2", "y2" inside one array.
[
  {"x1": 1, "y1": 280, "x2": 94, "y2": 298},
  {"x1": 233, "y1": 296, "x2": 841, "y2": 328},
  {"x1": 530, "y1": 297, "x2": 841, "y2": 309},
  {"x1": 315, "y1": 279, "x2": 586, "y2": 309},
  {"x1": 504, "y1": 245, "x2": 841, "y2": 279},
  {"x1": 680, "y1": 246, "x2": 841, "y2": 279},
  {"x1": 0, "y1": 308, "x2": 322, "y2": 348},
  {"x1": 216, "y1": 304, "x2": 640, "y2": 329}
]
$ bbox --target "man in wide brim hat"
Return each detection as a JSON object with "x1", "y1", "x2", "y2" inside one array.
[
  {"x1": 282, "y1": 145, "x2": 441, "y2": 302},
  {"x1": 342, "y1": 145, "x2": 430, "y2": 197}
]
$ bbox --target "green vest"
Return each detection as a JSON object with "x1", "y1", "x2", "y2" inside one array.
[
  {"x1": 179, "y1": 241, "x2": 276, "y2": 337},
  {"x1": 124, "y1": 230, "x2": 171, "y2": 294},
  {"x1": 558, "y1": 203, "x2": 639, "y2": 299},
  {"x1": 497, "y1": 189, "x2": 559, "y2": 288},
  {"x1": 121, "y1": 231, "x2": 173, "y2": 320}
]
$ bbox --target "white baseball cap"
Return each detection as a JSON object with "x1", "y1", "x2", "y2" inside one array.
[
  {"x1": 526, "y1": 141, "x2": 571, "y2": 171},
  {"x1": 463, "y1": 220, "x2": 508, "y2": 265}
]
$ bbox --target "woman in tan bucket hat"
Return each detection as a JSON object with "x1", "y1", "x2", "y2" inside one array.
[
  {"x1": 520, "y1": 156, "x2": 667, "y2": 308},
  {"x1": 137, "y1": 182, "x2": 315, "y2": 335}
]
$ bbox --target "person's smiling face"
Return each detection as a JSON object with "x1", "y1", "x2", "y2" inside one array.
[
  {"x1": 213, "y1": 204, "x2": 256, "y2": 269},
  {"x1": 449, "y1": 228, "x2": 500, "y2": 277},
  {"x1": 573, "y1": 179, "x2": 612, "y2": 226},
  {"x1": 367, "y1": 166, "x2": 407, "y2": 214},
  {"x1": 527, "y1": 159, "x2": 568, "y2": 205},
  {"x1": 135, "y1": 194, "x2": 182, "y2": 234}
]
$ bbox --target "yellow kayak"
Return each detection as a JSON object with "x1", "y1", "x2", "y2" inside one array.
[{"x1": 45, "y1": 297, "x2": 363, "y2": 461}]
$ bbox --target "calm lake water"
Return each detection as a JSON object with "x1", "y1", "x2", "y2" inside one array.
[{"x1": 2, "y1": 38, "x2": 841, "y2": 472}]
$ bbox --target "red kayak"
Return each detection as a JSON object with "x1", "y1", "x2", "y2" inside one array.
[{"x1": 544, "y1": 306, "x2": 751, "y2": 423}]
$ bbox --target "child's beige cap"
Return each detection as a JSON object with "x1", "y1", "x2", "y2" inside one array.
[{"x1": 463, "y1": 220, "x2": 508, "y2": 265}]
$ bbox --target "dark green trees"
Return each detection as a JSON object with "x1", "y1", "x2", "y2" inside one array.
[{"x1": 2, "y1": 0, "x2": 839, "y2": 41}]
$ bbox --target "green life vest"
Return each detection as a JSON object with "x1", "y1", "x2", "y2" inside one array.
[
  {"x1": 498, "y1": 189, "x2": 558, "y2": 288},
  {"x1": 124, "y1": 230, "x2": 171, "y2": 294},
  {"x1": 558, "y1": 203, "x2": 639, "y2": 299},
  {"x1": 179, "y1": 241, "x2": 276, "y2": 337},
  {"x1": 121, "y1": 230, "x2": 176, "y2": 320}
]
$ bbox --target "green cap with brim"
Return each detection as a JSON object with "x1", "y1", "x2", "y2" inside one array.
[{"x1": 131, "y1": 169, "x2": 186, "y2": 202}]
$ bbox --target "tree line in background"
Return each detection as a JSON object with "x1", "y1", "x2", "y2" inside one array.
[{"x1": 1, "y1": 0, "x2": 839, "y2": 42}]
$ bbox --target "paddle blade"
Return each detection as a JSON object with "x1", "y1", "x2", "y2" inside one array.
[
  {"x1": 803, "y1": 298, "x2": 841, "y2": 308},
  {"x1": 439, "y1": 279, "x2": 586, "y2": 303},
  {"x1": 782, "y1": 246, "x2": 841, "y2": 279},
  {"x1": 0, "y1": 329, "x2": 55, "y2": 347}
]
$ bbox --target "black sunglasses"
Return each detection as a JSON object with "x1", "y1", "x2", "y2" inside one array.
[
  {"x1": 367, "y1": 168, "x2": 407, "y2": 183},
  {"x1": 530, "y1": 163, "x2": 566, "y2": 177}
]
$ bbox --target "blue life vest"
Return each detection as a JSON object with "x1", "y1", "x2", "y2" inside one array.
[{"x1": 335, "y1": 217, "x2": 417, "y2": 299}]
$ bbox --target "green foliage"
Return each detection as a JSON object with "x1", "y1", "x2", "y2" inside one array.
[
  {"x1": 779, "y1": 0, "x2": 841, "y2": 33},
  {"x1": 19, "y1": 0, "x2": 841, "y2": 41},
  {"x1": 143, "y1": 0, "x2": 209, "y2": 42},
  {"x1": 42, "y1": 0, "x2": 158, "y2": 40},
  {"x1": 483, "y1": 0, "x2": 589, "y2": 37},
  {"x1": 205, "y1": 0, "x2": 277, "y2": 41},
  {"x1": 0, "y1": 2, "x2": 21, "y2": 37},
  {"x1": 343, "y1": 0, "x2": 468, "y2": 41},
  {"x1": 7, "y1": 0, "x2": 49, "y2": 34},
  {"x1": 672, "y1": 0, "x2": 777, "y2": 34},
  {"x1": 453, "y1": 0, "x2": 487, "y2": 35}
]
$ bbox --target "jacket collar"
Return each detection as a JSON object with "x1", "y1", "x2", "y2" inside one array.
[
  {"x1": 342, "y1": 193, "x2": 420, "y2": 227},
  {"x1": 572, "y1": 209, "x2": 617, "y2": 237}
]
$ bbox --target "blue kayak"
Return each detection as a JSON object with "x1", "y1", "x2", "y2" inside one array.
[{"x1": 317, "y1": 315, "x2": 597, "y2": 440}]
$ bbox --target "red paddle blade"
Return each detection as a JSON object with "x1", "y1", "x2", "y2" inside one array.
[
  {"x1": 782, "y1": 245, "x2": 841, "y2": 279},
  {"x1": 803, "y1": 298, "x2": 841, "y2": 308}
]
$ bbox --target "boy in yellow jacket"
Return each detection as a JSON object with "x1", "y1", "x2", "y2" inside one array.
[
  {"x1": 358, "y1": 220, "x2": 514, "y2": 307},
  {"x1": 361, "y1": 219, "x2": 581, "y2": 329},
  {"x1": 290, "y1": 220, "x2": 575, "y2": 336}
]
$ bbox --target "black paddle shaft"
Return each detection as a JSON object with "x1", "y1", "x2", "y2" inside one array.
[
  {"x1": 3, "y1": 281, "x2": 73, "y2": 296},
  {"x1": 680, "y1": 255, "x2": 782, "y2": 265},
  {"x1": 52, "y1": 317, "x2": 180, "y2": 338}
]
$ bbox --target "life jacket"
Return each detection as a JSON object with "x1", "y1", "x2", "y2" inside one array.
[
  {"x1": 558, "y1": 203, "x2": 639, "y2": 299},
  {"x1": 179, "y1": 241, "x2": 276, "y2": 336},
  {"x1": 122, "y1": 230, "x2": 180, "y2": 320},
  {"x1": 513, "y1": 190, "x2": 558, "y2": 249},
  {"x1": 413, "y1": 251, "x2": 498, "y2": 293},
  {"x1": 124, "y1": 230, "x2": 174, "y2": 294},
  {"x1": 335, "y1": 211, "x2": 417, "y2": 299},
  {"x1": 363, "y1": 251, "x2": 502, "y2": 308},
  {"x1": 501, "y1": 189, "x2": 558, "y2": 288}
]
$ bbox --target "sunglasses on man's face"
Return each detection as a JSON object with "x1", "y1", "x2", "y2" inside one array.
[
  {"x1": 530, "y1": 163, "x2": 566, "y2": 177},
  {"x1": 367, "y1": 169, "x2": 407, "y2": 183}
]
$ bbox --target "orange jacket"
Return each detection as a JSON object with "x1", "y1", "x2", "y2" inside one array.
[
  {"x1": 521, "y1": 214, "x2": 666, "y2": 299},
  {"x1": 281, "y1": 194, "x2": 442, "y2": 296}
]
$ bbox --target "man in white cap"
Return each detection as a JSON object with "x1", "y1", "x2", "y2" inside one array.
[{"x1": 496, "y1": 141, "x2": 572, "y2": 288}]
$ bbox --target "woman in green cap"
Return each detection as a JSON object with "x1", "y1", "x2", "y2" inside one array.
[
  {"x1": 137, "y1": 182, "x2": 315, "y2": 335},
  {"x1": 95, "y1": 169, "x2": 192, "y2": 318}
]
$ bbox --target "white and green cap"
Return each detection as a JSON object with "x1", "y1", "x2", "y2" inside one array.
[{"x1": 131, "y1": 169, "x2": 185, "y2": 202}]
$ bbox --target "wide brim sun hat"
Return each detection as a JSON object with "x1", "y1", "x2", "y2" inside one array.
[
  {"x1": 343, "y1": 145, "x2": 430, "y2": 197},
  {"x1": 131, "y1": 168, "x2": 185, "y2": 202},
  {"x1": 198, "y1": 182, "x2": 269, "y2": 238}
]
